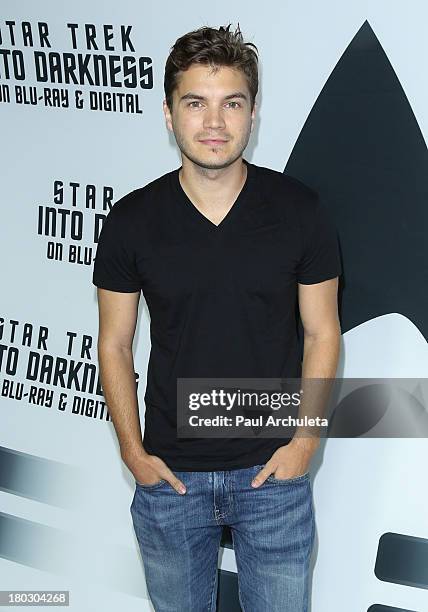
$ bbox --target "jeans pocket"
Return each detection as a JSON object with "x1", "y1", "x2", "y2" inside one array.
[
  {"x1": 254, "y1": 464, "x2": 310, "y2": 484},
  {"x1": 135, "y1": 478, "x2": 168, "y2": 489},
  {"x1": 267, "y1": 472, "x2": 310, "y2": 484}
]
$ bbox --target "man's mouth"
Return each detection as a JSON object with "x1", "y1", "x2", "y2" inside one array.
[{"x1": 199, "y1": 139, "x2": 228, "y2": 145}]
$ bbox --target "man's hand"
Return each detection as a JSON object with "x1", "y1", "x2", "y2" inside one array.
[
  {"x1": 251, "y1": 438, "x2": 319, "y2": 487},
  {"x1": 123, "y1": 450, "x2": 187, "y2": 495}
]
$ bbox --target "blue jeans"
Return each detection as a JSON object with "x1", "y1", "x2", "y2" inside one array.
[{"x1": 130, "y1": 463, "x2": 315, "y2": 611}]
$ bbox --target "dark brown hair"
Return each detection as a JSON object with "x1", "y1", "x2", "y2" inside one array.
[{"x1": 164, "y1": 24, "x2": 259, "y2": 111}]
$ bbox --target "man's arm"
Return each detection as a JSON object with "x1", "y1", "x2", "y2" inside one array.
[
  {"x1": 96, "y1": 288, "x2": 187, "y2": 494},
  {"x1": 251, "y1": 277, "x2": 340, "y2": 486},
  {"x1": 97, "y1": 288, "x2": 144, "y2": 461},
  {"x1": 290, "y1": 276, "x2": 341, "y2": 453},
  {"x1": 298, "y1": 277, "x2": 341, "y2": 376}
]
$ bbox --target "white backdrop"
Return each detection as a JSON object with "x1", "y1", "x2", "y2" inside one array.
[{"x1": 1, "y1": 2, "x2": 427, "y2": 611}]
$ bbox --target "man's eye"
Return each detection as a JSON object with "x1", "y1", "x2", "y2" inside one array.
[{"x1": 187, "y1": 101, "x2": 241, "y2": 108}]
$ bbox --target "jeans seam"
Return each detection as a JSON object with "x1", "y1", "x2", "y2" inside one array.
[
  {"x1": 310, "y1": 486, "x2": 316, "y2": 552},
  {"x1": 208, "y1": 535, "x2": 220, "y2": 611}
]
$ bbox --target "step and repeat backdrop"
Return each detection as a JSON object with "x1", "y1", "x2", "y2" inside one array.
[{"x1": 1, "y1": 1, "x2": 427, "y2": 611}]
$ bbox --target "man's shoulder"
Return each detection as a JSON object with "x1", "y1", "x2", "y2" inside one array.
[
  {"x1": 106, "y1": 168, "x2": 175, "y2": 220},
  {"x1": 252, "y1": 162, "x2": 317, "y2": 201},
  {"x1": 251, "y1": 162, "x2": 319, "y2": 220}
]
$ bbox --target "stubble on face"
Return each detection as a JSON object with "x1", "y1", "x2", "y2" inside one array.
[
  {"x1": 173, "y1": 129, "x2": 250, "y2": 170},
  {"x1": 169, "y1": 65, "x2": 254, "y2": 172}
]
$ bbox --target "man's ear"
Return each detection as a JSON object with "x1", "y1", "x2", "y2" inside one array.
[
  {"x1": 163, "y1": 99, "x2": 173, "y2": 132},
  {"x1": 250, "y1": 101, "x2": 257, "y2": 132}
]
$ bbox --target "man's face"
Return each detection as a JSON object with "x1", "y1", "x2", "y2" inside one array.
[{"x1": 163, "y1": 63, "x2": 256, "y2": 170}]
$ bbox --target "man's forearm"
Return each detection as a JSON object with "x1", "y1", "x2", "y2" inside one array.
[
  {"x1": 98, "y1": 343, "x2": 147, "y2": 463},
  {"x1": 291, "y1": 328, "x2": 341, "y2": 447},
  {"x1": 301, "y1": 330, "x2": 340, "y2": 378}
]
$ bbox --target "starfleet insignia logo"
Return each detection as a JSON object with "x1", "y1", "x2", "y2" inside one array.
[{"x1": 285, "y1": 20, "x2": 428, "y2": 341}]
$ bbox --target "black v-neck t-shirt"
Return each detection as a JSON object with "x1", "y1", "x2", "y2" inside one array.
[{"x1": 93, "y1": 159, "x2": 342, "y2": 471}]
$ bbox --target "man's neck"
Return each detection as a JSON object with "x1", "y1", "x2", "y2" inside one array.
[{"x1": 178, "y1": 157, "x2": 247, "y2": 220}]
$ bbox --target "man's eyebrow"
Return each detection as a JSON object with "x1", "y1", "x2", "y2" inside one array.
[{"x1": 179, "y1": 91, "x2": 248, "y2": 102}]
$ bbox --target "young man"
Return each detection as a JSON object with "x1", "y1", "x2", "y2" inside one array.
[{"x1": 93, "y1": 24, "x2": 341, "y2": 612}]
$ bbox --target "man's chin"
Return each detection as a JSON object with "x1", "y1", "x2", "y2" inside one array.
[{"x1": 184, "y1": 151, "x2": 243, "y2": 171}]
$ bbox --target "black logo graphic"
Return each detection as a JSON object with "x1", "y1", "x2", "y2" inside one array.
[{"x1": 285, "y1": 21, "x2": 428, "y2": 341}]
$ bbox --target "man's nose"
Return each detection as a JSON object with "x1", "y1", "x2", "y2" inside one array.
[{"x1": 203, "y1": 106, "x2": 226, "y2": 130}]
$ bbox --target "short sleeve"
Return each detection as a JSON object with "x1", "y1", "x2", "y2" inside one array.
[
  {"x1": 92, "y1": 195, "x2": 142, "y2": 293},
  {"x1": 296, "y1": 194, "x2": 342, "y2": 284}
]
